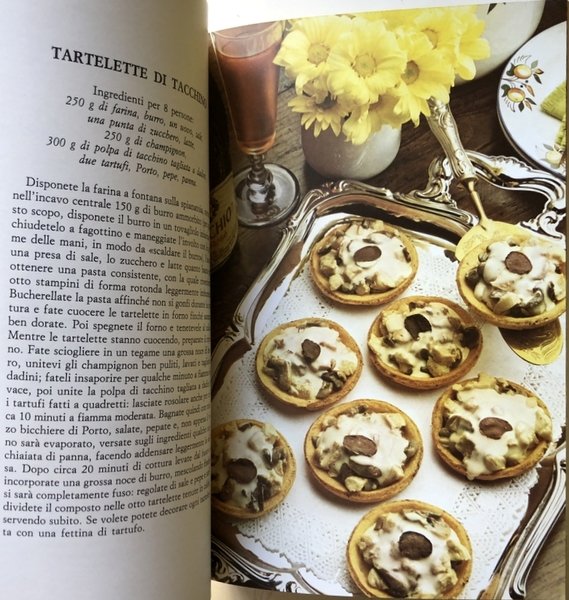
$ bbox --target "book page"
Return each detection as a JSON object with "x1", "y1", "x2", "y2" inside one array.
[
  {"x1": 209, "y1": 0, "x2": 565, "y2": 598},
  {"x1": 0, "y1": 1, "x2": 210, "y2": 599}
]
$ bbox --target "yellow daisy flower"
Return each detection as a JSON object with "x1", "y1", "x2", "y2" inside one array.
[
  {"x1": 369, "y1": 93, "x2": 410, "y2": 129},
  {"x1": 343, "y1": 93, "x2": 406, "y2": 144},
  {"x1": 342, "y1": 107, "x2": 372, "y2": 145},
  {"x1": 288, "y1": 87, "x2": 348, "y2": 137},
  {"x1": 326, "y1": 17, "x2": 406, "y2": 106},
  {"x1": 278, "y1": 8, "x2": 490, "y2": 144},
  {"x1": 451, "y1": 8, "x2": 491, "y2": 81},
  {"x1": 274, "y1": 15, "x2": 351, "y2": 94},
  {"x1": 412, "y1": 8, "x2": 462, "y2": 58},
  {"x1": 393, "y1": 31, "x2": 454, "y2": 126}
]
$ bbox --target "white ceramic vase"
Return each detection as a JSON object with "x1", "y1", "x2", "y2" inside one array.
[
  {"x1": 465, "y1": 1, "x2": 546, "y2": 81},
  {"x1": 301, "y1": 125, "x2": 401, "y2": 180}
]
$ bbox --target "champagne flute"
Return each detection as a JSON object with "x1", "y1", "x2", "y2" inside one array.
[{"x1": 212, "y1": 21, "x2": 300, "y2": 227}]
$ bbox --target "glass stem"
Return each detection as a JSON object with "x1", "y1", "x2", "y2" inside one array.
[{"x1": 245, "y1": 153, "x2": 276, "y2": 214}]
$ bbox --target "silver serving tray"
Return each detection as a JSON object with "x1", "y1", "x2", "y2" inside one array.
[{"x1": 211, "y1": 152, "x2": 566, "y2": 597}]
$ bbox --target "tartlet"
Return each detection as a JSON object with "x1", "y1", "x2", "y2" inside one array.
[
  {"x1": 367, "y1": 296, "x2": 482, "y2": 390},
  {"x1": 304, "y1": 399, "x2": 423, "y2": 503},
  {"x1": 432, "y1": 373, "x2": 553, "y2": 481},
  {"x1": 347, "y1": 499, "x2": 472, "y2": 599},
  {"x1": 211, "y1": 419, "x2": 296, "y2": 519},
  {"x1": 456, "y1": 234, "x2": 566, "y2": 329},
  {"x1": 310, "y1": 218, "x2": 418, "y2": 306},
  {"x1": 256, "y1": 318, "x2": 362, "y2": 410}
]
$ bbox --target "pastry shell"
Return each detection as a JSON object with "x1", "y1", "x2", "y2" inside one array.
[
  {"x1": 304, "y1": 399, "x2": 423, "y2": 503},
  {"x1": 310, "y1": 218, "x2": 418, "y2": 306},
  {"x1": 456, "y1": 235, "x2": 566, "y2": 330},
  {"x1": 367, "y1": 296, "x2": 482, "y2": 390},
  {"x1": 256, "y1": 317, "x2": 363, "y2": 410},
  {"x1": 432, "y1": 375, "x2": 553, "y2": 481},
  {"x1": 211, "y1": 419, "x2": 296, "y2": 519},
  {"x1": 347, "y1": 499, "x2": 472, "y2": 599}
]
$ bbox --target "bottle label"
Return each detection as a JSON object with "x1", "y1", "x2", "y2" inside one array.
[{"x1": 210, "y1": 173, "x2": 238, "y2": 270}]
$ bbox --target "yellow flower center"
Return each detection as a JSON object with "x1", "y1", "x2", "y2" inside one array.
[
  {"x1": 307, "y1": 43, "x2": 329, "y2": 65},
  {"x1": 353, "y1": 53, "x2": 376, "y2": 78},
  {"x1": 402, "y1": 61, "x2": 420, "y2": 84}
]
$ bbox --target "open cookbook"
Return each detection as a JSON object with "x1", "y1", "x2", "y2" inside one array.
[{"x1": 0, "y1": 1, "x2": 565, "y2": 599}]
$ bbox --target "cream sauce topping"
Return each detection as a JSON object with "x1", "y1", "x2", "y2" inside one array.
[
  {"x1": 369, "y1": 301, "x2": 471, "y2": 379},
  {"x1": 472, "y1": 239, "x2": 565, "y2": 315},
  {"x1": 314, "y1": 411, "x2": 410, "y2": 488},
  {"x1": 442, "y1": 385, "x2": 552, "y2": 479},
  {"x1": 358, "y1": 509, "x2": 470, "y2": 598},
  {"x1": 263, "y1": 323, "x2": 359, "y2": 399},
  {"x1": 211, "y1": 423, "x2": 285, "y2": 510},
  {"x1": 318, "y1": 221, "x2": 412, "y2": 294}
]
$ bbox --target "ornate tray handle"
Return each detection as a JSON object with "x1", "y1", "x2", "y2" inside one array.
[{"x1": 467, "y1": 151, "x2": 566, "y2": 240}]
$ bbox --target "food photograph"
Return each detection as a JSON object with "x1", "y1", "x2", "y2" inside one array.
[{"x1": 210, "y1": 2, "x2": 565, "y2": 598}]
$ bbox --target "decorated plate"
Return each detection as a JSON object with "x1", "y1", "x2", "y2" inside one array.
[{"x1": 497, "y1": 21, "x2": 566, "y2": 178}]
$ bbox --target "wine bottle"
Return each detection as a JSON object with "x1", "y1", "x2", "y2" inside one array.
[{"x1": 209, "y1": 70, "x2": 238, "y2": 271}]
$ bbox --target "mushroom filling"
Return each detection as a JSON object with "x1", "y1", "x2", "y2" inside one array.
[
  {"x1": 464, "y1": 238, "x2": 566, "y2": 317},
  {"x1": 368, "y1": 300, "x2": 480, "y2": 379},
  {"x1": 262, "y1": 322, "x2": 359, "y2": 400},
  {"x1": 312, "y1": 406, "x2": 418, "y2": 492},
  {"x1": 357, "y1": 509, "x2": 470, "y2": 598},
  {"x1": 438, "y1": 375, "x2": 552, "y2": 479},
  {"x1": 316, "y1": 219, "x2": 413, "y2": 295},
  {"x1": 211, "y1": 422, "x2": 288, "y2": 512}
]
